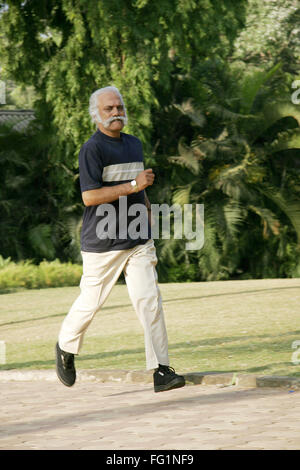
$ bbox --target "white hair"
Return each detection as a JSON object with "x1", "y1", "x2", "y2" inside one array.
[{"x1": 89, "y1": 86, "x2": 128, "y2": 126}]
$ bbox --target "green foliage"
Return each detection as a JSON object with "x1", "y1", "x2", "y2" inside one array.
[
  {"x1": 1, "y1": 0, "x2": 299, "y2": 283},
  {"x1": 233, "y1": 0, "x2": 300, "y2": 70},
  {"x1": 0, "y1": 120, "x2": 82, "y2": 262},
  {"x1": 155, "y1": 61, "x2": 300, "y2": 282},
  {"x1": 0, "y1": 0, "x2": 247, "y2": 155},
  {"x1": 0, "y1": 255, "x2": 82, "y2": 290}
]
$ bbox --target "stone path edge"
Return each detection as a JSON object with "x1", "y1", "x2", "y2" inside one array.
[{"x1": 0, "y1": 369, "x2": 300, "y2": 389}]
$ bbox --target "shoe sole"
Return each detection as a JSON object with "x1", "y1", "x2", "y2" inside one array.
[
  {"x1": 154, "y1": 377, "x2": 185, "y2": 393},
  {"x1": 55, "y1": 343, "x2": 76, "y2": 387}
]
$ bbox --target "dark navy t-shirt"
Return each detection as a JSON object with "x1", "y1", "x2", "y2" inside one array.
[{"x1": 79, "y1": 129, "x2": 150, "y2": 253}]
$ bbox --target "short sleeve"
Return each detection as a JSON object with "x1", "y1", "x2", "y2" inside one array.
[{"x1": 78, "y1": 143, "x2": 103, "y2": 192}]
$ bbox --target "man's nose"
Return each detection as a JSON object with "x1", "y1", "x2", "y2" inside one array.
[{"x1": 112, "y1": 106, "x2": 119, "y2": 115}]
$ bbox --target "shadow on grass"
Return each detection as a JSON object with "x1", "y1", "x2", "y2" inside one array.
[
  {"x1": 0, "y1": 287, "x2": 28, "y2": 295},
  {"x1": 2, "y1": 332, "x2": 300, "y2": 377},
  {"x1": 0, "y1": 358, "x2": 55, "y2": 370},
  {"x1": 1, "y1": 283, "x2": 299, "y2": 328},
  {"x1": 3, "y1": 359, "x2": 299, "y2": 377},
  {"x1": 0, "y1": 312, "x2": 67, "y2": 327}
]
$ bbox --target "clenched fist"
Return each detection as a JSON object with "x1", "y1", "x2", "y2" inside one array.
[{"x1": 135, "y1": 169, "x2": 155, "y2": 190}]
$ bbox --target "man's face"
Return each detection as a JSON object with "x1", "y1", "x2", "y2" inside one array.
[{"x1": 97, "y1": 91, "x2": 126, "y2": 136}]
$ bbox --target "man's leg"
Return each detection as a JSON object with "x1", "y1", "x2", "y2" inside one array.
[
  {"x1": 56, "y1": 248, "x2": 131, "y2": 386},
  {"x1": 123, "y1": 240, "x2": 169, "y2": 370},
  {"x1": 58, "y1": 249, "x2": 130, "y2": 355},
  {"x1": 124, "y1": 240, "x2": 185, "y2": 392}
]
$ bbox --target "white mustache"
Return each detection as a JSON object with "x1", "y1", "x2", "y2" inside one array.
[{"x1": 103, "y1": 116, "x2": 127, "y2": 128}]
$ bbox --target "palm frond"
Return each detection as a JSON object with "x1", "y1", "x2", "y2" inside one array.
[
  {"x1": 259, "y1": 188, "x2": 300, "y2": 245},
  {"x1": 27, "y1": 224, "x2": 56, "y2": 259},
  {"x1": 169, "y1": 138, "x2": 202, "y2": 175},
  {"x1": 207, "y1": 103, "x2": 254, "y2": 121},
  {"x1": 248, "y1": 204, "x2": 281, "y2": 237},
  {"x1": 263, "y1": 101, "x2": 300, "y2": 129},
  {"x1": 174, "y1": 100, "x2": 206, "y2": 128},
  {"x1": 238, "y1": 62, "x2": 282, "y2": 114},
  {"x1": 191, "y1": 138, "x2": 217, "y2": 160},
  {"x1": 267, "y1": 129, "x2": 300, "y2": 153},
  {"x1": 224, "y1": 201, "x2": 247, "y2": 237},
  {"x1": 65, "y1": 216, "x2": 82, "y2": 248},
  {"x1": 159, "y1": 238, "x2": 185, "y2": 265},
  {"x1": 172, "y1": 185, "x2": 192, "y2": 206}
]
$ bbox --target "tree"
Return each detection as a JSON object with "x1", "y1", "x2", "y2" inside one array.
[
  {"x1": 0, "y1": 119, "x2": 82, "y2": 262},
  {"x1": 0, "y1": 0, "x2": 247, "y2": 156},
  {"x1": 233, "y1": 0, "x2": 300, "y2": 73},
  {"x1": 0, "y1": 0, "x2": 248, "y2": 263},
  {"x1": 157, "y1": 62, "x2": 300, "y2": 281}
]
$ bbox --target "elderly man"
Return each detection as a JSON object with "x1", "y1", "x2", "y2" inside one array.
[{"x1": 55, "y1": 86, "x2": 185, "y2": 393}]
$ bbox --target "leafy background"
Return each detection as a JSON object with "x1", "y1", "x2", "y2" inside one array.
[{"x1": 0, "y1": 0, "x2": 299, "y2": 283}]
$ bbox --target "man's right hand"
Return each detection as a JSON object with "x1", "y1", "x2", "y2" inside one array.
[{"x1": 135, "y1": 169, "x2": 155, "y2": 191}]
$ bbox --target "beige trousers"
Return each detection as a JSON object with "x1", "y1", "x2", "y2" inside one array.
[{"x1": 58, "y1": 239, "x2": 169, "y2": 370}]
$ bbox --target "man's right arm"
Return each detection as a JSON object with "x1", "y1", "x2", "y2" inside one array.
[{"x1": 82, "y1": 168, "x2": 155, "y2": 206}]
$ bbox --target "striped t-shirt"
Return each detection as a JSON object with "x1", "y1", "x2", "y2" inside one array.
[{"x1": 79, "y1": 129, "x2": 150, "y2": 253}]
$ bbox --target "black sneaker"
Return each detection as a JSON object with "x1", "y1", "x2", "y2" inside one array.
[
  {"x1": 55, "y1": 342, "x2": 76, "y2": 387},
  {"x1": 153, "y1": 364, "x2": 185, "y2": 393}
]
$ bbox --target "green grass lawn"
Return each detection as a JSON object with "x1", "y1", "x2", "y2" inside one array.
[{"x1": 1, "y1": 278, "x2": 300, "y2": 377}]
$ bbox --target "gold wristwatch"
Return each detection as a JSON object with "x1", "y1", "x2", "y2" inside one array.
[{"x1": 130, "y1": 179, "x2": 139, "y2": 193}]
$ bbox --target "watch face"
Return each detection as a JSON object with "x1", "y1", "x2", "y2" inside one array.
[{"x1": 131, "y1": 180, "x2": 136, "y2": 187}]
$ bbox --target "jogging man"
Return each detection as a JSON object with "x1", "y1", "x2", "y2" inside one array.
[{"x1": 55, "y1": 86, "x2": 185, "y2": 393}]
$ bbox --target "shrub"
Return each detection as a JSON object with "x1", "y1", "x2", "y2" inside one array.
[{"x1": 0, "y1": 256, "x2": 82, "y2": 290}]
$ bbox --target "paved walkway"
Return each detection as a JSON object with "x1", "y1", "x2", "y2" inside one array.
[{"x1": 1, "y1": 377, "x2": 300, "y2": 450}]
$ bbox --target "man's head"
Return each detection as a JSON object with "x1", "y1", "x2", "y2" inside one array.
[{"x1": 89, "y1": 86, "x2": 128, "y2": 137}]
